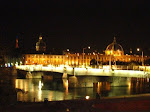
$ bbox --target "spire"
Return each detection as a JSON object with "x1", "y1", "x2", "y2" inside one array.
[
  {"x1": 16, "y1": 36, "x2": 19, "y2": 48},
  {"x1": 113, "y1": 37, "x2": 116, "y2": 43}
]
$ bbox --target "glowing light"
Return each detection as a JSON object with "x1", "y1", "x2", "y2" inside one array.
[
  {"x1": 15, "y1": 80, "x2": 19, "y2": 88},
  {"x1": 110, "y1": 50, "x2": 113, "y2": 54},
  {"x1": 39, "y1": 36, "x2": 42, "y2": 40},
  {"x1": 128, "y1": 82, "x2": 131, "y2": 88},
  {"x1": 103, "y1": 65, "x2": 110, "y2": 70},
  {"x1": 63, "y1": 79, "x2": 68, "y2": 94},
  {"x1": 8, "y1": 63, "x2": 10, "y2": 67},
  {"x1": 48, "y1": 92, "x2": 53, "y2": 101},
  {"x1": 39, "y1": 81, "x2": 43, "y2": 90},
  {"x1": 5, "y1": 63, "x2": 7, "y2": 67},
  {"x1": 85, "y1": 96, "x2": 90, "y2": 100},
  {"x1": 66, "y1": 108, "x2": 69, "y2": 112},
  {"x1": 16, "y1": 65, "x2": 149, "y2": 78},
  {"x1": 38, "y1": 81, "x2": 43, "y2": 101},
  {"x1": 147, "y1": 78, "x2": 149, "y2": 82}
]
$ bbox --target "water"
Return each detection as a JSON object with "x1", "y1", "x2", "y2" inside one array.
[
  {"x1": 15, "y1": 77, "x2": 150, "y2": 102},
  {"x1": 1, "y1": 75, "x2": 150, "y2": 102}
]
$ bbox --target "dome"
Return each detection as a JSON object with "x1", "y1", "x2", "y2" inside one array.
[
  {"x1": 105, "y1": 37, "x2": 124, "y2": 56},
  {"x1": 36, "y1": 36, "x2": 46, "y2": 52}
]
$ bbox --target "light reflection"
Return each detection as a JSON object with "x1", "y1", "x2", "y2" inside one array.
[
  {"x1": 15, "y1": 80, "x2": 18, "y2": 88},
  {"x1": 48, "y1": 92, "x2": 53, "y2": 101},
  {"x1": 63, "y1": 79, "x2": 69, "y2": 94},
  {"x1": 14, "y1": 77, "x2": 150, "y2": 102},
  {"x1": 128, "y1": 82, "x2": 131, "y2": 88},
  {"x1": 24, "y1": 81, "x2": 27, "y2": 92},
  {"x1": 96, "y1": 82, "x2": 101, "y2": 93},
  {"x1": 20, "y1": 80, "x2": 23, "y2": 90},
  {"x1": 128, "y1": 81, "x2": 131, "y2": 94},
  {"x1": 31, "y1": 84, "x2": 34, "y2": 92},
  {"x1": 38, "y1": 81, "x2": 43, "y2": 101}
]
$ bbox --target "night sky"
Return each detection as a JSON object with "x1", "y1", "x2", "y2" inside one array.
[{"x1": 0, "y1": 1, "x2": 150, "y2": 54}]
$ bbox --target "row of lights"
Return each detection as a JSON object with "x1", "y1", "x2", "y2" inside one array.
[{"x1": 1, "y1": 61, "x2": 23, "y2": 67}]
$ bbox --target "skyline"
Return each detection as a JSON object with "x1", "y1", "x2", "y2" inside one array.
[{"x1": 0, "y1": 1, "x2": 150, "y2": 54}]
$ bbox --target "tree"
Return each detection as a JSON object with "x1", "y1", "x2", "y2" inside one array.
[
  {"x1": 144, "y1": 59, "x2": 150, "y2": 65},
  {"x1": 90, "y1": 59, "x2": 97, "y2": 65}
]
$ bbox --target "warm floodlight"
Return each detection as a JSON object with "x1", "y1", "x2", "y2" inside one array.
[
  {"x1": 85, "y1": 96, "x2": 90, "y2": 100},
  {"x1": 137, "y1": 48, "x2": 140, "y2": 52}
]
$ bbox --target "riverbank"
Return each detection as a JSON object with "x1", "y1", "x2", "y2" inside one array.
[
  {"x1": 0, "y1": 67, "x2": 17, "y2": 76},
  {"x1": 1, "y1": 94, "x2": 150, "y2": 112}
]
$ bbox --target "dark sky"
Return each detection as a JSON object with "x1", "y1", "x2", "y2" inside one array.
[{"x1": 0, "y1": 1, "x2": 150, "y2": 54}]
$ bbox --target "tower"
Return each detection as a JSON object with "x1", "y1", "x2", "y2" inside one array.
[{"x1": 16, "y1": 37, "x2": 19, "y2": 48}]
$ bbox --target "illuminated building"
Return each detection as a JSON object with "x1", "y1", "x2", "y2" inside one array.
[
  {"x1": 24, "y1": 54, "x2": 65, "y2": 65},
  {"x1": 24, "y1": 37, "x2": 150, "y2": 66}
]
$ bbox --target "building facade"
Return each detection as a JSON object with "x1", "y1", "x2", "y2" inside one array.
[
  {"x1": 24, "y1": 53, "x2": 147, "y2": 66},
  {"x1": 24, "y1": 37, "x2": 149, "y2": 66}
]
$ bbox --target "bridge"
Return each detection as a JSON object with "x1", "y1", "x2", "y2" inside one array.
[
  {"x1": 16, "y1": 65, "x2": 150, "y2": 87},
  {"x1": 16, "y1": 65, "x2": 150, "y2": 78}
]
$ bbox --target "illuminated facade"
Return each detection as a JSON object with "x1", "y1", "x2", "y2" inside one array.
[
  {"x1": 24, "y1": 53, "x2": 147, "y2": 66},
  {"x1": 24, "y1": 37, "x2": 149, "y2": 66}
]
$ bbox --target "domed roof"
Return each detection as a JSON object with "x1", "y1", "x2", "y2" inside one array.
[
  {"x1": 36, "y1": 36, "x2": 46, "y2": 52},
  {"x1": 105, "y1": 37, "x2": 124, "y2": 56},
  {"x1": 36, "y1": 40, "x2": 46, "y2": 47},
  {"x1": 36, "y1": 36, "x2": 46, "y2": 46}
]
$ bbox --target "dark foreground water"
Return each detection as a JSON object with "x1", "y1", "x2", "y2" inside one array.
[
  {"x1": 1, "y1": 75, "x2": 150, "y2": 102},
  {"x1": 15, "y1": 77, "x2": 150, "y2": 102}
]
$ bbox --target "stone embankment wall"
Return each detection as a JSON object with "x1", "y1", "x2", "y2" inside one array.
[
  {"x1": 0, "y1": 67, "x2": 17, "y2": 76},
  {"x1": 0, "y1": 67, "x2": 17, "y2": 105}
]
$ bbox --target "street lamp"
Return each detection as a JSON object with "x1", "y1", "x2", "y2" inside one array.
[
  {"x1": 96, "y1": 53, "x2": 99, "y2": 65},
  {"x1": 83, "y1": 46, "x2": 90, "y2": 66},
  {"x1": 137, "y1": 48, "x2": 144, "y2": 66}
]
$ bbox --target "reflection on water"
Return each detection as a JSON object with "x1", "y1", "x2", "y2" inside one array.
[
  {"x1": 14, "y1": 77, "x2": 150, "y2": 102},
  {"x1": 15, "y1": 79, "x2": 72, "y2": 102}
]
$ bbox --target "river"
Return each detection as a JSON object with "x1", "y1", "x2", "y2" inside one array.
[
  {"x1": 1, "y1": 72, "x2": 150, "y2": 102},
  {"x1": 15, "y1": 76, "x2": 150, "y2": 102}
]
